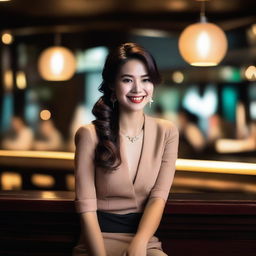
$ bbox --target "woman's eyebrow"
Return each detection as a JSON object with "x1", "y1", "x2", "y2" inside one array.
[
  {"x1": 121, "y1": 74, "x2": 133, "y2": 78},
  {"x1": 120, "y1": 74, "x2": 149, "y2": 78}
]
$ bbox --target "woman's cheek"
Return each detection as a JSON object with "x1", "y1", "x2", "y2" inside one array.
[{"x1": 147, "y1": 83, "x2": 154, "y2": 95}]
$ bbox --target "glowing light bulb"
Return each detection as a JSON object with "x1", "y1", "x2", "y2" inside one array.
[
  {"x1": 50, "y1": 51, "x2": 64, "y2": 75},
  {"x1": 179, "y1": 22, "x2": 228, "y2": 66},
  {"x1": 197, "y1": 32, "x2": 210, "y2": 58},
  {"x1": 38, "y1": 46, "x2": 76, "y2": 81}
]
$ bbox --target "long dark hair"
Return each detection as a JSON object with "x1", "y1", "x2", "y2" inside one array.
[{"x1": 92, "y1": 42, "x2": 161, "y2": 171}]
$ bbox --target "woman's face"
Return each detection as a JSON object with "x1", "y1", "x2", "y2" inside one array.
[{"x1": 114, "y1": 59, "x2": 154, "y2": 113}]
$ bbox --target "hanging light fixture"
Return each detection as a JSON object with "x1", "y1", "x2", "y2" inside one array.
[
  {"x1": 38, "y1": 34, "x2": 76, "y2": 81},
  {"x1": 178, "y1": 0, "x2": 228, "y2": 66}
]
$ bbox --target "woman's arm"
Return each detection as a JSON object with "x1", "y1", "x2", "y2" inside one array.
[
  {"x1": 123, "y1": 198, "x2": 165, "y2": 256},
  {"x1": 80, "y1": 212, "x2": 107, "y2": 256},
  {"x1": 74, "y1": 126, "x2": 107, "y2": 256},
  {"x1": 135, "y1": 197, "x2": 165, "y2": 241}
]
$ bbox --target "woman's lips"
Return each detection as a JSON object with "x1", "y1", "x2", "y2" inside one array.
[{"x1": 127, "y1": 96, "x2": 145, "y2": 103}]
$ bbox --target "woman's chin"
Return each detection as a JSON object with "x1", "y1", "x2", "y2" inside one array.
[{"x1": 120, "y1": 103, "x2": 146, "y2": 113}]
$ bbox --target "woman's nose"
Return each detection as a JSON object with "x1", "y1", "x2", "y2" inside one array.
[{"x1": 132, "y1": 79, "x2": 142, "y2": 92}]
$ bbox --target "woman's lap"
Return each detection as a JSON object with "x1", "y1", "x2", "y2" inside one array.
[{"x1": 72, "y1": 232, "x2": 167, "y2": 256}]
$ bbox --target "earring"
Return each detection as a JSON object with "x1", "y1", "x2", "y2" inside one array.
[
  {"x1": 111, "y1": 94, "x2": 117, "y2": 109},
  {"x1": 111, "y1": 99, "x2": 116, "y2": 108},
  {"x1": 149, "y1": 97, "x2": 154, "y2": 108}
]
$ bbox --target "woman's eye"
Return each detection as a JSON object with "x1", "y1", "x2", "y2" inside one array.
[
  {"x1": 142, "y1": 78, "x2": 151, "y2": 83},
  {"x1": 122, "y1": 78, "x2": 132, "y2": 83}
]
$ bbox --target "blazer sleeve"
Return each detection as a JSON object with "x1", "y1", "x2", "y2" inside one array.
[
  {"x1": 149, "y1": 123, "x2": 179, "y2": 202},
  {"x1": 74, "y1": 126, "x2": 97, "y2": 213}
]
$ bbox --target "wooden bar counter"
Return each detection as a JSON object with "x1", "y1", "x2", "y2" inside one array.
[{"x1": 0, "y1": 190, "x2": 256, "y2": 256}]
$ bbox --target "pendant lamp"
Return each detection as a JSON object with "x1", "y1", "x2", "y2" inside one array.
[
  {"x1": 38, "y1": 34, "x2": 76, "y2": 81},
  {"x1": 178, "y1": 0, "x2": 228, "y2": 66}
]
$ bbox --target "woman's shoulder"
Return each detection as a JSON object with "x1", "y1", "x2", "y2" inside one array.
[
  {"x1": 74, "y1": 123, "x2": 97, "y2": 143},
  {"x1": 146, "y1": 114, "x2": 178, "y2": 134}
]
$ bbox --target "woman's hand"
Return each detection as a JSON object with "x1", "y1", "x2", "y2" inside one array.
[{"x1": 122, "y1": 236, "x2": 147, "y2": 256}]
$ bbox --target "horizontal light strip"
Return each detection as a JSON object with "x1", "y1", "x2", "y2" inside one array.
[
  {"x1": 176, "y1": 159, "x2": 256, "y2": 175},
  {"x1": 0, "y1": 150, "x2": 256, "y2": 175},
  {"x1": 0, "y1": 150, "x2": 74, "y2": 160}
]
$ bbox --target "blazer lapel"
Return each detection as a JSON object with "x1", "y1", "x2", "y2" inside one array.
[{"x1": 133, "y1": 113, "x2": 154, "y2": 190}]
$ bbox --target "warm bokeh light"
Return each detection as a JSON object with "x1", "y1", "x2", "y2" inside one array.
[
  {"x1": 1, "y1": 32, "x2": 13, "y2": 45},
  {"x1": 38, "y1": 46, "x2": 76, "y2": 81},
  {"x1": 244, "y1": 65, "x2": 256, "y2": 80},
  {"x1": 172, "y1": 71, "x2": 184, "y2": 83},
  {"x1": 1, "y1": 172, "x2": 22, "y2": 190},
  {"x1": 131, "y1": 28, "x2": 170, "y2": 38},
  {"x1": 178, "y1": 22, "x2": 228, "y2": 66},
  {"x1": 251, "y1": 24, "x2": 256, "y2": 36},
  {"x1": 166, "y1": 0, "x2": 187, "y2": 11},
  {"x1": 66, "y1": 174, "x2": 75, "y2": 190},
  {"x1": 16, "y1": 71, "x2": 27, "y2": 89},
  {"x1": 40, "y1": 109, "x2": 51, "y2": 120},
  {"x1": 31, "y1": 174, "x2": 55, "y2": 188},
  {"x1": 3, "y1": 69, "x2": 13, "y2": 91}
]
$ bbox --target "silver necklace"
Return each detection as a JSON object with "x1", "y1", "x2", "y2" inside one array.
[{"x1": 125, "y1": 129, "x2": 143, "y2": 143}]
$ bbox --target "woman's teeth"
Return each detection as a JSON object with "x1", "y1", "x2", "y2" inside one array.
[{"x1": 127, "y1": 96, "x2": 145, "y2": 103}]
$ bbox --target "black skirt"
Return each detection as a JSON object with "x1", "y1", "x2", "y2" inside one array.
[{"x1": 97, "y1": 210, "x2": 143, "y2": 233}]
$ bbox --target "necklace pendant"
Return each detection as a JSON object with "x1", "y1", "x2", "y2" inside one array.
[
  {"x1": 126, "y1": 135, "x2": 138, "y2": 143},
  {"x1": 124, "y1": 127, "x2": 143, "y2": 143}
]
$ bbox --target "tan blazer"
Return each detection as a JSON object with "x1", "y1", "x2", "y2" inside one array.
[{"x1": 74, "y1": 113, "x2": 179, "y2": 214}]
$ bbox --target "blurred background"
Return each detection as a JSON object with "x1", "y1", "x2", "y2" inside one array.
[
  {"x1": 0, "y1": 0, "x2": 256, "y2": 162},
  {"x1": 1, "y1": 3, "x2": 256, "y2": 255}
]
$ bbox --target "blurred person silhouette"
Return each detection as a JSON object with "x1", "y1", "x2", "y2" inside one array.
[
  {"x1": 33, "y1": 119, "x2": 64, "y2": 151},
  {"x1": 215, "y1": 120, "x2": 256, "y2": 154},
  {"x1": 1, "y1": 115, "x2": 34, "y2": 150},
  {"x1": 207, "y1": 113, "x2": 235, "y2": 143},
  {"x1": 207, "y1": 114, "x2": 225, "y2": 143},
  {"x1": 177, "y1": 108, "x2": 206, "y2": 158}
]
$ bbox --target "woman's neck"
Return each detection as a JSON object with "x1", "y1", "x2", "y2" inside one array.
[{"x1": 119, "y1": 111, "x2": 145, "y2": 137}]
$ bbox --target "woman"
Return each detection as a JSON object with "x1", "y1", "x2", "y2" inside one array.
[{"x1": 73, "y1": 42, "x2": 179, "y2": 256}]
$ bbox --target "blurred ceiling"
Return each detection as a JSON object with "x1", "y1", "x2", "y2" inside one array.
[{"x1": 0, "y1": 0, "x2": 256, "y2": 35}]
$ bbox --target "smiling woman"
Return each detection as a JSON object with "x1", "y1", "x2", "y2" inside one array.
[{"x1": 73, "y1": 42, "x2": 179, "y2": 256}]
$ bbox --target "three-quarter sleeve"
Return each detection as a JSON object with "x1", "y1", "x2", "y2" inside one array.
[
  {"x1": 74, "y1": 126, "x2": 97, "y2": 213},
  {"x1": 149, "y1": 124, "x2": 179, "y2": 202}
]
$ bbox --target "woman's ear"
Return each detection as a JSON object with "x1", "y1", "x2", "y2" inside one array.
[{"x1": 109, "y1": 83, "x2": 115, "y2": 91}]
